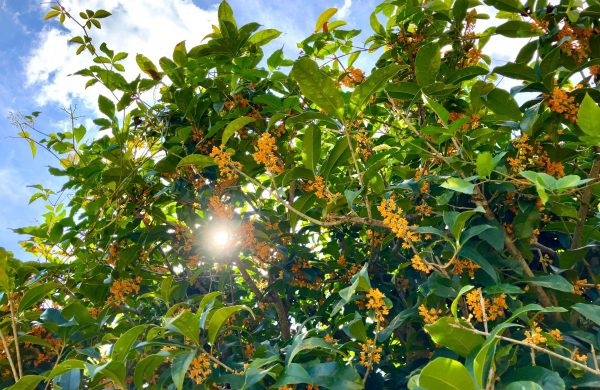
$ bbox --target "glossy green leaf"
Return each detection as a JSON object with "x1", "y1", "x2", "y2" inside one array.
[
  {"x1": 347, "y1": 64, "x2": 402, "y2": 121},
  {"x1": 425, "y1": 317, "x2": 484, "y2": 357},
  {"x1": 419, "y1": 357, "x2": 476, "y2": 390},
  {"x1": 291, "y1": 58, "x2": 344, "y2": 121},
  {"x1": 222, "y1": 117, "x2": 256, "y2": 146},
  {"x1": 415, "y1": 43, "x2": 441, "y2": 86},
  {"x1": 208, "y1": 305, "x2": 252, "y2": 346}
]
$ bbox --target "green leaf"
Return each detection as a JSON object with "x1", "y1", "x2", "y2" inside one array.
[
  {"x1": 161, "y1": 276, "x2": 175, "y2": 304},
  {"x1": 272, "y1": 363, "x2": 313, "y2": 388},
  {"x1": 290, "y1": 193, "x2": 317, "y2": 228},
  {"x1": 44, "y1": 11, "x2": 60, "y2": 20},
  {"x1": 493, "y1": 63, "x2": 538, "y2": 82},
  {"x1": 248, "y1": 29, "x2": 281, "y2": 46},
  {"x1": 172, "y1": 350, "x2": 197, "y2": 390},
  {"x1": 347, "y1": 64, "x2": 402, "y2": 121},
  {"x1": 415, "y1": 43, "x2": 441, "y2": 86},
  {"x1": 287, "y1": 337, "x2": 342, "y2": 365},
  {"x1": 483, "y1": 88, "x2": 522, "y2": 121},
  {"x1": 88, "y1": 361, "x2": 126, "y2": 390},
  {"x1": 302, "y1": 124, "x2": 321, "y2": 174},
  {"x1": 0, "y1": 248, "x2": 11, "y2": 293},
  {"x1": 501, "y1": 366, "x2": 565, "y2": 390},
  {"x1": 291, "y1": 58, "x2": 344, "y2": 121},
  {"x1": 453, "y1": 0, "x2": 469, "y2": 24},
  {"x1": 441, "y1": 177, "x2": 475, "y2": 194},
  {"x1": 446, "y1": 66, "x2": 488, "y2": 85},
  {"x1": 378, "y1": 308, "x2": 419, "y2": 341},
  {"x1": 573, "y1": 303, "x2": 600, "y2": 325},
  {"x1": 208, "y1": 305, "x2": 252, "y2": 346},
  {"x1": 505, "y1": 382, "x2": 544, "y2": 390},
  {"x1": 177, "y1": 154, "x2": 217, "y2": 168},
  {"x1": 522, "y1": 275, "x2": 574, "y2": 293},
  {"x1": 112, "y1": 325, "x2": 148, "y2": 361},
  {"x1": 425, "y1": 317, "x2": 484, "y2": 357},
  {"x1": 419, "y1": 357, "x2": 476, "y2": 390},
  {"x1": 540, "y1": 47, "x2": 561, "y2": 77},
  {"x1": 166, "y1": 310, "x2": 201, "y2": 346},
  {"x1": 17, "y1": 335, "x2": 56, "y2": 350},
  {"x1": 476, "y1": 152, "x2": 493, "y2": 177},
  {"x1": 74, "y1": 125, "x2": 86, "y2": 143},
  {"x1": 98, "y1": 95, "x2": 115, "y2": 119},
  {"x1": 18, "y1": 282, "x2": 59, "y2": 313},
  {"x1": 320, "y1": 137, "x2": 353, "y2": 181},
  {"x1": 6, "y1": 375, "x2": 46, "y2": 390},
  {"x1": 496, "y1": 21, "x2": 541, "y2": 38},
  {"x1": 134, "y1": 355, "x2": 167, "y2": 390},
  {"x1": 47, "y1": 360, "x2": 86, "y2": 380},
  {"x1": 218, "y1": 0, "x2": 237, "y2": 38},
  {"x1": 222, "y1": 117, "x2": 256, "y2": 146},
  {"x1": 559, "y1": 246, "x2": 590, "y2": 269},
  {"x1": 315, "y1": 8, "x2": 338, "y2": 32},
  {"x1": 422, "y1": 94, "x2": 449, "y2": 125},
  {"x1": 578, "y1": 93, "x2": 600, "y2": 137},
  {"x1": 451, "y1": 285, "x2": 475, "y2": 318},
  {"x1": 94, "y1": 10, "x2": 112, "y2": 18}
]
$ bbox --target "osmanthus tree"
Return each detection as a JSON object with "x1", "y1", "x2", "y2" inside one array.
[{"x1": 3, "y1": 0, "x2": 600, "y2": 388}]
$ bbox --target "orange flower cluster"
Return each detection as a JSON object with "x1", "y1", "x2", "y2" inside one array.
[
  {"x1": 419, "y1": 304, "x2": 442, "y2": 324},
  {"x1": 324, "y1": 334, "x2": 337, "y2": 344},
  {"x1": 107, "y1": 277, "x2": 142, "y2": 306},
  {"x1": 209, "y1": 196, "x2": 234, "y2": 220},
  {"x1": 411, "y1": 254, "x2": 433, "y2": 273},
  {"x1": 378, "y1": 198, "x2": 418, "y2": 242},
  {"x1": 524, "y1": 322, "x2": 547, "y2": 345},
  {"x1": 451, "y1": 259, "x2": 481, "y2": 278},
  {"x1": 305, "y1": 176, "x2": 340, "y2": 203},
  {"x1": 543, "y1": 86, "x2": 579, "y2": 123},
  {"x1": 557, "y1": 22, "x2": 597, "y2": 63},
  {"x1": 252, "y1": 133, "x2": 283, "y2": 174},
  {"x1": 573, "y1": 279, "x2": 589, "y2": 295},
  {"x1": 397, "y1": 33, "x2": 424, "y2": 58},
  {"x1": 366, "y1": 288, "x2": 389, "y2": 322},
  {"x1": 355, "y1": 133, "x2": 372, "y2": 160},
  {"x1": 173, "y1": 222, "x2": 194, "y2": 251},
  {"x1": 188, "y1": 353, "x2": 212, "y2": 384},
  {"x1": 466, "y1": 289, "x2": 507, "y2": 322},
  {"x1": 224, "y1": 94, "x2": 250, "y2": 111},
  {"x1": 210, "y1": 145, "x2": 241, "y2": 180},
  {"x1": 530, "y1": 18, "x2": 549, "y2": 33},
  {"x1": 271, "y1": 123, "x2": 287, "y2": 138},
  {"x1": 342, "y1": 67, "x2": 365, "y2": 87},
  {"x1": 29, "y1": 325, "x2": 62, "y2": 367},
  {"x1": 359, "y1": 339, "x2": 383, "y2": 368},
  {"x1": 337, "y1": 254, "x2": 348, "y2": 267},
  {"x1": 549, "y1": 329, "x2": 563, "y2": 341},
  {"x1": 415, "y1": 199, "x2": 432, "y2": 218},
  {"x1": 464, "y1": 10, "x2": 478, "y2": 34},
  {"x1": 465, "y1": 48, "x2": 483, "y2": 66},
  {"x1": 366, "y1": 229, "x2": 384, "y2": 247},
  {"x1": 507, "y1": 134, "x2": 565, "y2": 178},
  {"x1": 244, "y1": 342, "x2": 255, "y2": 358}
]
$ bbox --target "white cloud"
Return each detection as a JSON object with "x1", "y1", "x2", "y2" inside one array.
[
  {"x1": 338, "y1": 0, "x2": 353, "y2": 19},
  {"x1": 25, "y1": 0, "x2": 218, "y2": 109}
]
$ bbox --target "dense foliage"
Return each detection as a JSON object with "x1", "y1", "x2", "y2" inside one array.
[{"x1": 4, "y1": 0, "x2": 600, "y2": 388}]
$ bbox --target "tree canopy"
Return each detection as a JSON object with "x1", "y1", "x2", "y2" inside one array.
[{"x1": 4, "y1": 0, "x2": 600, "y2": 388}]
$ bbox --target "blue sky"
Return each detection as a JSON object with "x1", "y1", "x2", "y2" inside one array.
[{"x1": 0, "y1": 0, "x2": 522, "y2": 260}]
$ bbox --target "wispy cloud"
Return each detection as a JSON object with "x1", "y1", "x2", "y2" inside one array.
[{"x1": 25, "y1": 0, "x2": 219, "y2": 109}]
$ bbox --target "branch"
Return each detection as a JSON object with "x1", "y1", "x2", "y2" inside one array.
[
  {"x1": 571, "y1": 149, "x2": 600, "y2": 249},
  {"x1": 449, "y1": 322, "x2": 600, "y2": 377},
  {"x1": 472, "y1": 186, "x2": 557, "y2": 317}
]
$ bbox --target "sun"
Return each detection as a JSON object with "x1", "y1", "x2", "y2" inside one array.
[{"x1": 212, "y1": 230, "x2": 230, "y2": 248}]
